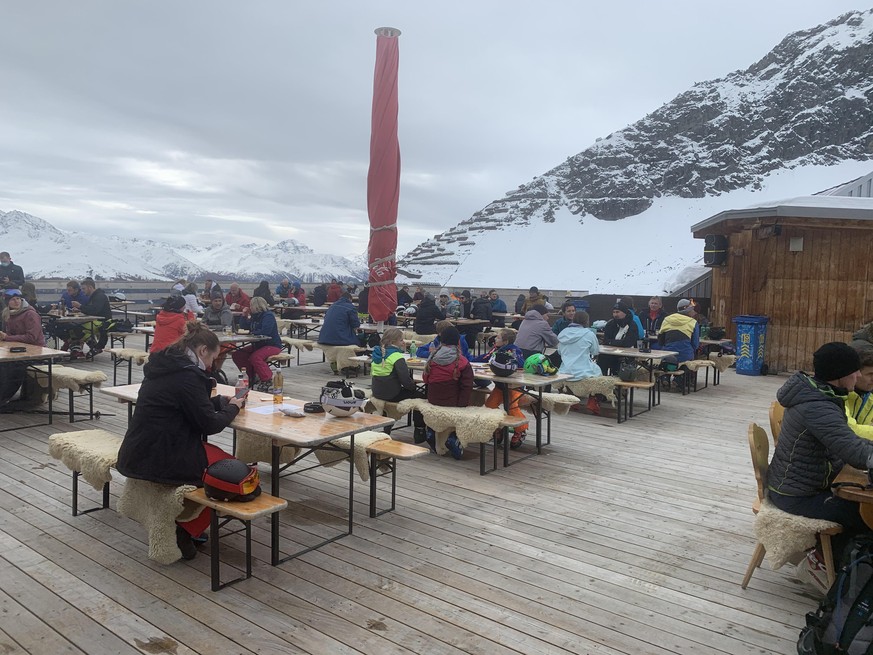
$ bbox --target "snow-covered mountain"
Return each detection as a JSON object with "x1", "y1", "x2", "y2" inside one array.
[
  {"x1": 398, "y1": 9, "x2": 873, "y2": 294},
  {"x1": 0, "y1": 210, "x2": 366, "y2": 282}
]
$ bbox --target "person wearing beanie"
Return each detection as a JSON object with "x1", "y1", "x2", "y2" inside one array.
[
  {"x1": 516, "y1": 304, "x2": 558, "y2": 360},
  {"x1": 413, "y1": 292, "x2": 446, "y2": 336},
  {"x1": 768, "y1": 341, "x2": 873, "y2": 561},
  {"x1": 151, "y1": 294, "x2": 194, "y2": 353},
  {"x1": 846, "y1": 346, "x2": 873, "y2": 440},
  {"x1": 599, "y1": 302, "x2": 640, "y2": 376},
  {"x1": 657, "y1": 298, "x2": 700, "y2": 364},
  {"x1": 520, "y1": 286, "x2": 543, "y2": 315},
  {"x1": 422, "y1": 325, "x2": 473, "y2": 459}
]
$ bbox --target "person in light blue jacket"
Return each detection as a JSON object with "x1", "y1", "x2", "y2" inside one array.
[{"x1": 557, "y1": 312, "x2": 600, "y2": 381}]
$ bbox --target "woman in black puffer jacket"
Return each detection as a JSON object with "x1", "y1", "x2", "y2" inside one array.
[{"x1": 768, "y1": 343, "x2": 873, "y2": 554}]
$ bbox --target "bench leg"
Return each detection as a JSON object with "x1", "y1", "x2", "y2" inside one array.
[
  {"x1": 72, "y1": 471, "x2": 110, "y2": 516},
  {"x1": 69, "y1": 389, "x2": 75, "y2": 423},
  {"x1": 368, "y1": 454, "x2": 397, "y2": 518},
  {"x1": 209, "y1": 512, "x2": 252, "y2": 592}
]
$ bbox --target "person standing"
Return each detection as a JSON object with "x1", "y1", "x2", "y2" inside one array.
[{"x1": 0, "y1": 252, "x2": 24, "y2": 291}]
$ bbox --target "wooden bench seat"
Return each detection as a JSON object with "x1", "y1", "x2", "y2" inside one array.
[
  {"x1": 655, "y1": 369, "x2": 688, "y2": 395},
  {"x1": 266, "y1": 352, "x2": 293, "y2": 368},
  {"x1": 32, "y1": 365, "x2": 108, "y2": 422},
  {"x1": 108, "y1": 348, "x2": 149, "y2": 385},
  {"x1": 48, "y1": 429, "x2": 122, "y2": 515},
  {"x1": 365, "y1": 440, "x2": 430, "y2": 518},
  {"x1": 107, "y1": 331, "x2": 131, "y2": 349},
  {"x1": 614, "y1": 380, "x2": 657, "y2": 423},
  {"x1": 184, "y1": 488, "x2": 287, "y2": 591}
]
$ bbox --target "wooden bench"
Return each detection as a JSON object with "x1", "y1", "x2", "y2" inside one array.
[
  {"x1": 279, "y1": 337, "x2": 323, "y2": 366},
  {"x1": 107, "y1": 331, "x2": 131, "y2": 349},
  {"x1": 655, "y1": 369, "x2": 688, "y2": 395},
  {"x1": 32, "y1": 365, "x2": 108, "y2": 422},
  {"x1": 365, "y1": 440, "x2": 430, "y2": 518},
  {"x1": 183, "y1": 488, "x2": 287, "y2": 591},
  {"x1": 48, "y1": 429, "x2": 122, "y2": 516},
  {"x1": 266, "y1": 352, "x2": 293, "y2": 368},
  {"x1": 108, "y1": 348, "x2": 149, "y2": 385},
  {"x1": 614, "y1": 380, "x2": 657, "y2": 423},
  {"x1": 683, "y1": 359, "x2": 717, "y2": 391}
]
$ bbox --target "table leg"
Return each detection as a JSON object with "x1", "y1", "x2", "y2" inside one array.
[
  {"x1": 271, "y1": 443, "x2": 280, "y2": 566},
  {"x1": 48, "y1": 359, "x2": 53, "y2": 425}
]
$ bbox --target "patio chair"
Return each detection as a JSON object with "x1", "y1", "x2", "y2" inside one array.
[
  {"x1": 769, "y1": 401, "x2": 784, "y2": 445},
  {"x1": 741, "y1": 422, "x2": 842, "y2": 589}
]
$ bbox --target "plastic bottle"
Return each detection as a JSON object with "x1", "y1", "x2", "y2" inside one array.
[
  {"x1": 235, "y1": 368, "x2": 249, "y2": 399},
  {"x1": 409, "y1": 340, "x2": 417, "y2": 356},
  {"x1": 272, "y1": 369, "x2": 284, "y2": 404}
]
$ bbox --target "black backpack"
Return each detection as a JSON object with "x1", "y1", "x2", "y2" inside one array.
[{"x1": 798, "y1": 536, "x2": 873, "y2": 654}]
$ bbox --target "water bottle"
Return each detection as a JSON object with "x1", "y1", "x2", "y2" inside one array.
[
  {"x1": 272, "y1": 369, "x2": 284, "y2": 404},
  {"x1": 409, "y1": 340, "x2": 417, "y2": 356},
  {"x1": 235, "y1": 368, "x2": 249, "y2": 399}
]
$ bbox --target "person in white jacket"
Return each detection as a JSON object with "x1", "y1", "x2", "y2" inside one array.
[{"x1": 182, "y1": 283, "x2": 203, "y2": 315}]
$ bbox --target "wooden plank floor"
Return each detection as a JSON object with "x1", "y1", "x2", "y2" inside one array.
[{"x1": 0, "y1": 337, "x2": 819, "y2": 654}]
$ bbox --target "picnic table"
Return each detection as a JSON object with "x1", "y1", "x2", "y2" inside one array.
[{"x1": 0, "y1": 344, "x2": 69, "y2": 432}]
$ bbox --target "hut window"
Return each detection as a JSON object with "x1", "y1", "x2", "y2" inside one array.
[{"x1": 789, "y1": 237, "x2": 804, "y2": 252}]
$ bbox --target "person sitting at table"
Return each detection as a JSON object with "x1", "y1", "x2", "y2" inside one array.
[
  {"x1": 599, "y1": 301, "x2": 640, "y2": 376},
  {"x1": 846, "y1": 345, "x2": 873, "y2": 439},
  {"x1": 475, "y1": 327, "x2": 529, "y2": 449},
  {"x1": 275, "y1": 278, "x2": 293, "y2": 299},
  {"x1": 417, "y1": 319, "x2": 472, "y2": 360},
  {"x1": 69, "y1": 277, "x2": 114, "y2": 359},
  {"x1": 643, "y1": 296, "x2": 667, "y2": 336},
  {"x1": 201, "y1": 279, "x2": 222, "y2": 302},
  {"x1": 423, "y1": 326, "x2": 472, "y2": 459},
  {"x1": 0, "y1": 288, "x2": 45, "y2": 407},
  {"x1": 151, "y1": 295, "x2": 192, "y2": 353},
  {"x1": 414, "y1": 293, "x2": 445, "y2": 336},
  {"x1": 231, "y1": 297, "x2": 282, "y2": 391},
  {"x1": 312, "y1": 283, "x2": 328, "y2": 306},
  {"x1": 327, "y1": 279, "x2": 344, "y2": 303},
  {"x1": 619, "y1": 297, "x2": 645, "y2": 341},
  {"x1": 225, "y1": 283, "x2": 251, "y2": 312},
  {"x1": 202, "y1": 293, "x2": 232, "y2": 330},
  {"x1": 397, "y1": 285, "x2": 413, "y2": 306},
  {"x1": 657, "y1": 298, "x2": 699, "y2": 364},
  {"x1": 181, "y1": 283, "x2": 203, "y2": 316},
  {"x1": 253, "y1": 280, "x2": 275, "y2": 307},
  {"x1": 318, "y1": 292, "x2": 361, "y2": 373},
  {"x1": 371, "y1": 327, "x2": 427, "y2": 443},
  {"x1": 551, "y1": 302, "x2": 577, "y2": 336},
  {"x1": 768, "y1": 342, "x2": 873, "y2": 568},
  {"x1": 520, "y1": 286, "x2": 544, "y2": 315},
  {"x1": 60, "y1": 279, "x2": 87, "y2": 311},
  {"x1": 116, "y1": 323, "x2": 245, "y2": 560},
  {"x1": 516, "y1": 305, "x2": 559, "y2": 360},
  {"x1": 290, "y1": 281, "x2": 306, "y2": 307},
  {"x1": 557, "y1": 311, "x2": 603, "y2": 414}
]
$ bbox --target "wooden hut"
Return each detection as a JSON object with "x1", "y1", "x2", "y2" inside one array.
[{"x1": 691, "y1": 196, "x2": 873, "y2": 373}]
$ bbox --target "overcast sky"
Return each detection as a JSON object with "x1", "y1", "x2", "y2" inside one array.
[{"x1": 0, "y1": 1, "x2": 867, "y2": 258}]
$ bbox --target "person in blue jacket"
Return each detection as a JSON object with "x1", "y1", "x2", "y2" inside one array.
[
  {"x1": 318, "y1": 292, "x2": 360, "y2": 347},
  {"x1": 60, "y1": 279, "x2": 89, "y2": 310},
  {"x1": 416, "y1": 319, "x2": 471, "y2": 360},
  {"x1": 619, "y1": 297, "x2": 645, "y2": 342},
  {"x1": 488, "y1": 290, "x2": 507, "y2": 314}
]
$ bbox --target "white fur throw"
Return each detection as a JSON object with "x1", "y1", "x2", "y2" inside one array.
[
  {"x1": 48, "y1": 429, "x2": 122, "y2": 490},
  {"x1": 559, "y1": 376, "x2": 618, "y2": 407},
  {"x1": 366, "y1": 398, "x2": 409, "y2": 421},
  {"x1": 533, "y1": 392, "x2": 580, "y2": 416},
  {"x1": 108, "y1": 349, "x2": 150, "y2": 365},
  {"x1": 402, "y1": 331, "x2": 436, "y2": 344},
  {"x1": 318, "y1": 344, "x2": 363, "y2": 370},
  {"x1": 274, "y1": 318, "x2": 292, "y2": 334},
  {"x1": 33, "y1": 365, "x2": 108, "y2": 393},
  {"x1": 313, "y1": 431, "x2": 391, "y2": 481},
  {"x1": 754, "y1": 498, "x2": 842, "y2": 569},
  {"x1": 234, "y1": 430, "x2": 299, "y2": 465},
  {"x1": 281, "y1": 337, "x2": 315, "y2": 352},
  {"x1": 117, "y1": 479, "x2": 203, "y2": 565},
  {"x1": 708, "y1": 352, "x2": 737, "y2": 372},
  {"x1": 396, "y1": 398, "x2": 507, "y2": 453},
  {"x1": 683, "y1": 359, "x2": 715, "y2": 373}
]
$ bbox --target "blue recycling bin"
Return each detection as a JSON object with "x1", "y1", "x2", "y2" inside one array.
[
  {"x1": 732, "y1": 315, "x2": 770, "y2": 375},
  {"x1": 570, "y1": 299, "x2": 590, "y2": 312}
]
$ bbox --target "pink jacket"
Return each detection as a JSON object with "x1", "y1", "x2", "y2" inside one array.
[{"x1": 4, "y1": 305, "x2": 45, "y2": 346}]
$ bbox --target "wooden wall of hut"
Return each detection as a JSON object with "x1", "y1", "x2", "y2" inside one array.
[{"x1": 709, "y1": 223, "x2": 873, "y2": 373}]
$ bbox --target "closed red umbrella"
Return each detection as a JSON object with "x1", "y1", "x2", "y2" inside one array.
[{"x1": 366, "y1": 27, "x2": 401, "y2": 323}]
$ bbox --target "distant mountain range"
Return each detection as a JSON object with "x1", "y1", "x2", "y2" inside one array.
[
  {"x1": 0, "y1": 210, "x2": 366, "y2": 282},
  {"x1": 397, "y1": 8, "x2": 873, "y2": 293}
]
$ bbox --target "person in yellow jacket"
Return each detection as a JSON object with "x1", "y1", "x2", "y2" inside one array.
[
  {"x1": 657, "y1": 299, "x2": 699, "y2": 363},
  {"x1": 847, "y1": 347, "x2": 873, "y2": 439}
]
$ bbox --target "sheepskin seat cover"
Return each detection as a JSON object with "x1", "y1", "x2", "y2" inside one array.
[
  {"x1": 366, "y1": 398, "x2": 409, "y2": 421},
  {"x1": 683, "y1": 359, "x2": 715, "y2": 373},
  {"x1": 33, "y1": 365, "x2": 108, "y2": 394},
  {"x1": 402, "y1": 331, "x2": 435, "y2": 344},
  {"x1": 396, "y1": 398, "x2": 508, "y2": 454},
  {"x1": 266, "y1": 353, "x2": 292, "y2": 363},
  {"x1": 281, "y1": 337, "x2": 315, "y2": 352},
  {"x1": 274, "y1": 318, "x2": 292, "y2": 334},
  {"x1": 708, "y1": 352, "x2": 737, "y2": 372},
  {"x1": 108, "y1": 349, "x2": 149, "y2": 365},
  {"x1": 532, "y1": 392, "x2": 580, "y2": 416},
  {"x1": 754, "y1": 498, "x2": 842, "y2": 569},
  {"x1": 48, "y1": 429, "x2": 122, "y2": 490},
  {"x1": 117, "y1": 479, "x2": 203, "y2": 565},
  {"x1": 559, "y1": 376, "x2": 618, "y2": 407},
  {"x1": 234, "y1": 430, "x2": 299, "y2": 466},
  {"x1": 318, "y1": 344, "x2": 363, "y2": 370},
  {"x1": 313, "y1": 431, "x2": 391, "y2": 481}
]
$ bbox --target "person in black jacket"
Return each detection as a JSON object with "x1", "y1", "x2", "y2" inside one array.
[
  {"x1": 312, "y1": 283, "x2": 328, "y2": 306},
  {"x1": 397, "y1": 285, "x2": 413, "y2": 306},
  {"x1": 768, "y1": 343, "x2": 873, "y2": 561},
  {"x1": 0, "y1": 251, "x2": 24, "y2": 292},
  {"x1": 598, "y1": 302, "x2": 640, "y2": 376},
  {"x1": 414, "y1": 294, "x2": 445, "y2": 335},
  {"x1": 69, "y1": 277, "x2": 114, "y2": 357},
  {"x1": 116, "y1": 323, "x2": 245, "y2": 559},
  {"x1": 253, "y1": 280, "x2": 275, "y2": 307}
]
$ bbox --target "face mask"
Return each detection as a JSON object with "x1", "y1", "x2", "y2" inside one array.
[{"x1": 0, "y1": 262, "x2": 9, "y2": 267}]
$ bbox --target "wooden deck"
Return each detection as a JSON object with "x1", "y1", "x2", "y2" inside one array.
[{"x1": 0, "y1": 337, "x2": 816, "y2": 654}]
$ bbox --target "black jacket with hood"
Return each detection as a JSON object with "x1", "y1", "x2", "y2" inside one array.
[
  {"x1": 414, "y1": 297, "x2": 445, "y2": 335},
  {"x1": 768, "y1": 371, "x2": 873, "y2": 497},
  {"x1": 116, "y1": 347, "x2": 239, "y2": 486}
]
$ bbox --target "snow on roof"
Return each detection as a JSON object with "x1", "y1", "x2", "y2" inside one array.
[{"x1": 691, "y1": 195, "x2": 873, "y2": 234}]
